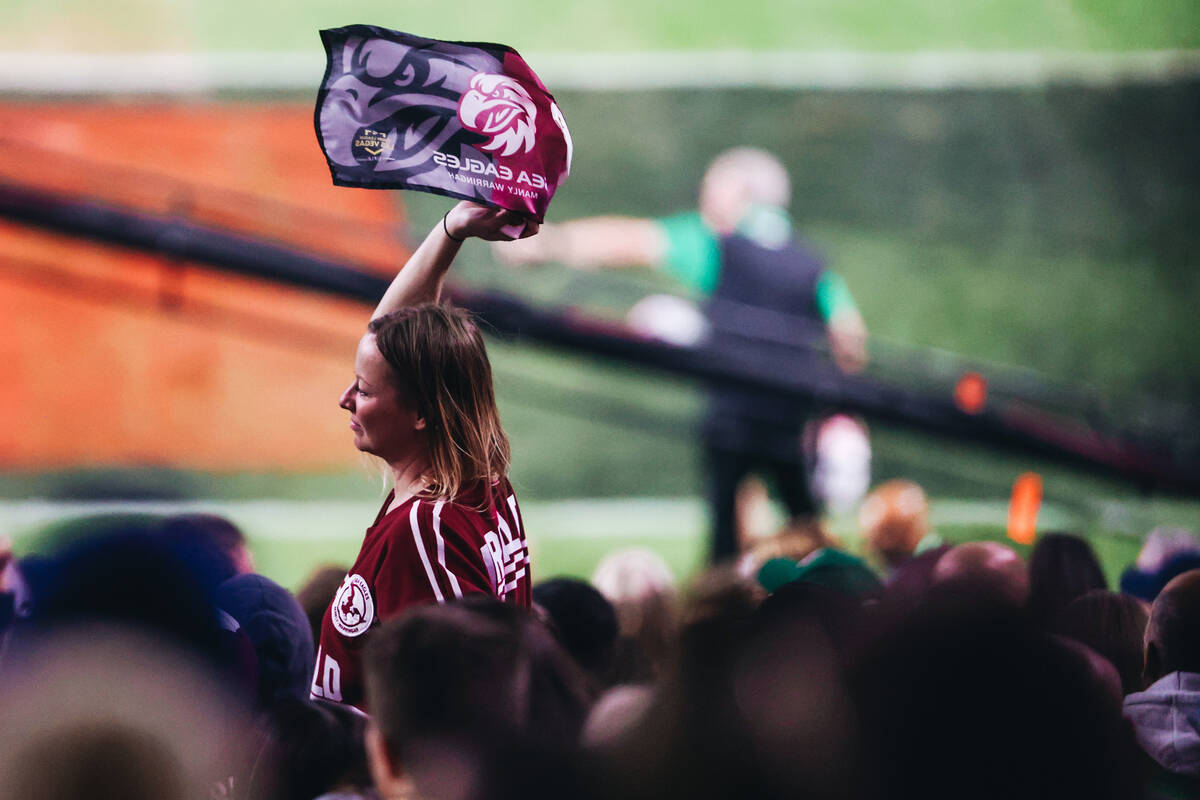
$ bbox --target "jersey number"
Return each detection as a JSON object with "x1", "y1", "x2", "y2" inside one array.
[{"x1": 310, "y1": 647, "x2": 342, "y2": 702}]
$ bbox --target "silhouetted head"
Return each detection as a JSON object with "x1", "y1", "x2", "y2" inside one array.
[
  {"x1": 1027, "y1": 533, "x2": 1106, "y2": 625},
  {"x1": 216, "y1": 574, "x2": 314, "y2": 708},
  {"x1": 534, "y1": 577, "x2": 619, "y2": 686},
  {"x1": 1055, "y1": 589, "x2": 1149, "y2": 695},
  {"x1": 160, "y1": 513, "x2": 254, "y2": 582},
  {"x1": 255, "y1": 697, "x2": 373, "y2": 800},
  {"x1": 1144, "y1": 569, "x2": 1200, "y2": 683},
  {"x1": 853, "y1": 605, "x2": 1140, "y2": 800},
  {"x1": 363, "y1": 599, "x2": 590, "y2": 800},
  {"x1": 933, "y1": 541, "x2": 1029, "y2": 609}
]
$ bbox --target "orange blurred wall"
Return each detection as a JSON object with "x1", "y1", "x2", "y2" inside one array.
[{"x1": 0, "y1": 102, "x2": 410, "y2": 470}]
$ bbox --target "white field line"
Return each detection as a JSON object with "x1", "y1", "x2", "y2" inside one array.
[
  {"x1": 0, "y1": 497, "x2": 705, "y2": 540},
  {"x1": 0, "y1": 495, "x2": 1094, "y2": 542},
  {"x1": 0, "y1": 50, "x2": 1197, "y2": 94}
]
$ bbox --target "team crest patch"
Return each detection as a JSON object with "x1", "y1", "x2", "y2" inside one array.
[{"x1": 332, "y1": 574, "x2": 375, "y2": 637}]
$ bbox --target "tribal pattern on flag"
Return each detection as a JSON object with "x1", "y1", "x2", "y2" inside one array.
[{"x1": 315, "y1": 26, "x2": 573, "y2": 222}]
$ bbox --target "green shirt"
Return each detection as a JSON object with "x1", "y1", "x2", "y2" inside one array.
[{"x1": 655, "y1": 210, "x2": 858, "y2": 322}]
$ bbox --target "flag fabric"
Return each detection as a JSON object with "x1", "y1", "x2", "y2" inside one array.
[{"x1": 315, "y1": 26, "x2": 573, "y2": 223}]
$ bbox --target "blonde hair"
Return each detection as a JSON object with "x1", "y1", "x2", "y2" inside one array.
[{"x1": 368, "y1": 305, "x2": 510, "y2": 503}]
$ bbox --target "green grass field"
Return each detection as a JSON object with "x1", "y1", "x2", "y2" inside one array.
[{"x1": 3, "y1": 0, "x2": 1198, "y2": 53}]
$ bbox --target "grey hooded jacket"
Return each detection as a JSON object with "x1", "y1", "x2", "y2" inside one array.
[{"x1": 1125, "y1": 671, "x2": 1200, "y2": 777}]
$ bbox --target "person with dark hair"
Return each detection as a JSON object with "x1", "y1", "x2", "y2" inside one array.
[
  {"x1": 19, "y1": 522, "x2": 233, "y2": 669},
  {"x1": 311, "y1": 202, "x2": 540, "y2": 712},
  {"x1": 1124, "y1": 569, "x2": 1200, "y2": 787},
  {"x1": 932, "y1": 541, "x2": 1030, "y2": 610},
  {"x1": 361, "y1": 599, "x2": 590, "y2": 800},
  {"x1": 533, "y1": 577, "x2": 620, "y2": 691},
  {"x1": 590, "y1": 567, "x2": 861, "y2": 800},
  {"x1": 160, "y1": 512, "x2": 255, "y2": 583},
  {"x1": 254, "y1": 697, "x2": 377, "y2": 800},
  {"x1": 1026, "y1": 532, "x2": 1107, "y2": 626},
  {"x1": 853, "y1": 605, "x2": 1142, "y2": 800},
  {"x1": 1055, "y1": 589, "x2": 1149, "y2": 696},
  {"x1": 216, "y1": 574, "x2": 314, "y2": 709}
]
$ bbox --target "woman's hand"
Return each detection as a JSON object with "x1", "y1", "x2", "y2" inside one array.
[
  {"x1": 444, "y1": 201, "x2": 540, "y2": 243},
  {"x1": 371, "y1": 202, "x2": 540, "y2": 317}
]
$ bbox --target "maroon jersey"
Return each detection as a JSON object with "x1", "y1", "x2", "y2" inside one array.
[{"x1": 311, "y1": 477, "x2": 530, "y2": 710}]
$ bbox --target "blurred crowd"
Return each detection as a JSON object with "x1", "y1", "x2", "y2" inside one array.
[{"x1": 1, "y1": 492, "x2": 1199, "y2": 800}]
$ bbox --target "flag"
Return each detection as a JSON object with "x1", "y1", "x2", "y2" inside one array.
[{"x1": 315, "y1": 26, "x2": 573, "y2": 223}]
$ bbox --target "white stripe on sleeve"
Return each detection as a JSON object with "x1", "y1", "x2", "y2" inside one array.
[
  {"x1": 432, "y1": 499, "x2": 463, "y2": 599},
  {"x1": 410, "y1": 501, "x2": 446, "y2": 604},
  {"x1": 507, "y1": 494, "x2": 523, "y2": 540}
]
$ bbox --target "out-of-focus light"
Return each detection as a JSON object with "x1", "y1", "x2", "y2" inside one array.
[
  {"x1": 954, "y1": 371, "x2": 988, "y2": 414},
  {"x1": 1007, "y1": 471, "x2": 1042, "y2": 546}
]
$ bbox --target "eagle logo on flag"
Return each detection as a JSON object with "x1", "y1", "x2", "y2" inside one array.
[
  {"x1": 457, "y1": 73, "x2": 538, "y2": 157},
  {"x1": 315, "y1": 26, "x2": 572, "y2": 222}
]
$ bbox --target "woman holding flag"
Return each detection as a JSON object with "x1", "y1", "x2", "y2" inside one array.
[
  {"x1": 310, "y1": 25, "x2": 570, "y2": 710},
  {"x1": 310, "y1": 202, "x2": 539, "y2": 711}
]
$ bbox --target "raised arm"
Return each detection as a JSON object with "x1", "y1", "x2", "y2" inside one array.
[
  {"x1": 492, "y1": 216, "x2": 667, "y2": 271},
  {"x1": 372, "y1": 201, "x2": 539, "y2": 321}
]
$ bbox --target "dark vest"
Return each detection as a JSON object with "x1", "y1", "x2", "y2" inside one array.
[{"x1": 702, "y1": 232, "x2": 830, "y2": 458}]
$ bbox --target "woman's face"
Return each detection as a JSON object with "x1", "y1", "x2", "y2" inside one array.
[{"x1": 339, "y1": 334, "x2": 426, "y2": 464}]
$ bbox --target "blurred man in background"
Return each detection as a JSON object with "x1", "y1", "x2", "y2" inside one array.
[{"x1": 498, "y1": 147, "x2": 868, "y2": 561}]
